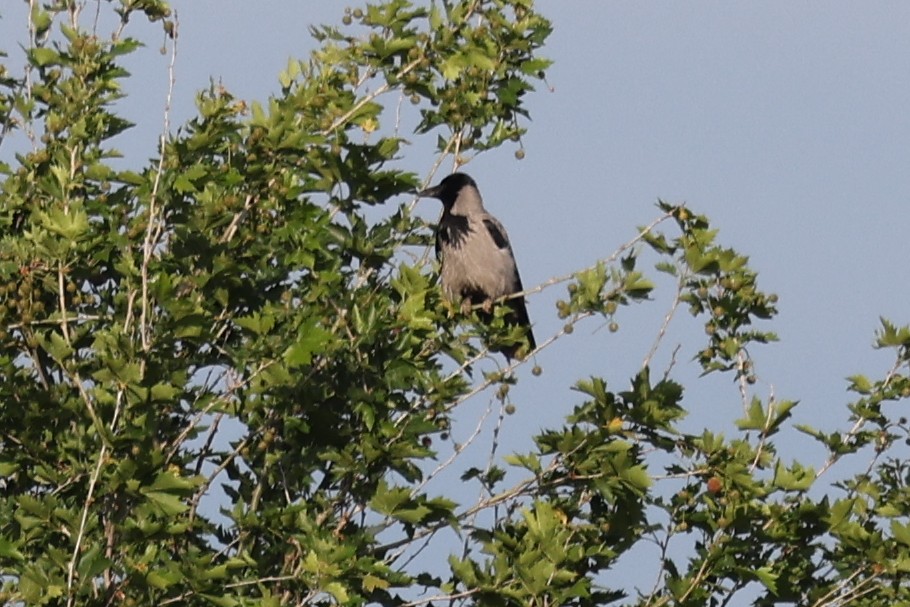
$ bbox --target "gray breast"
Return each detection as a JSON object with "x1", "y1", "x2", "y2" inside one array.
[{"x1": 437, "y1": 213, "x2": 519, "y2": 303}]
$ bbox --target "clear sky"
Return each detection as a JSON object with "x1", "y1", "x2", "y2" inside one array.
[{"x1": 3, "y1": 0, "x2": 910, "y2": 597}]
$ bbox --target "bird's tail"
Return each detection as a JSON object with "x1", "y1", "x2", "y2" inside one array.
[{"x1": 499, "y1": 297, "x2": 536, "y2": 361}]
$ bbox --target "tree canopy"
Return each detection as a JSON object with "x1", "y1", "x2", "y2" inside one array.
[{"x1": 3, "y1": 1, "x2": 910, "y2": 606}]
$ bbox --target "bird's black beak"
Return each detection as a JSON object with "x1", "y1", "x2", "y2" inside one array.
[{"x1": 416, "y1": 184, "x2": 440, "y2": 199}]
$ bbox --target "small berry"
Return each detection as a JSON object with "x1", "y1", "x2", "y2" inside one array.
[
  {"x1": 505, "y1": 403, "x2": 516, "y2": 415},
  {"x1": 608, "y1": 321, "x2": 619, "y2": 333},
  {"x1": 514, "y1": 149, "x2": 525, "y2": 160}
]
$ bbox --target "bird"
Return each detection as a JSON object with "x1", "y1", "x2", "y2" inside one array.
[{"x1": 418, "y1": 172, "x2": 536, "y2": 360}]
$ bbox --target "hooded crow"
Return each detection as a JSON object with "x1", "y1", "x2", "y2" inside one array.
[{"x1": 418, "y1": 172, "x2": 536, "y2": 360}]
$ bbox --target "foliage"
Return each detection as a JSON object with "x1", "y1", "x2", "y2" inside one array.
[{"x1": 2, "y1": 1, "x2": 910, "y2": 606}]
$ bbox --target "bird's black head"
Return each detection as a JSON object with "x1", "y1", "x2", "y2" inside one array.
[{"x1": 417, "y1": 172, "x2": 478, "y2": 208}]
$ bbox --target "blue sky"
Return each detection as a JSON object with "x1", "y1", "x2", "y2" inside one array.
[
  {"x1": 152, "y1": 2, "x2": 909, "y2": 440},
  {"x1": 4, "y1": 0, "x2": 910, "y2": 597}
]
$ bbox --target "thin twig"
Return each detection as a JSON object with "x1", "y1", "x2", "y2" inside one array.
[
  {"x1": 220, "y1": 193, "x2": 257, "y2": 243},
  {"x1": 22, "y1": 0, "x2": 39, "y2": 148},
  {"x1": 399, "y1": 589, "x2": 479, "y2": 607},
  {"x1": 661, "y1": 344, "x2": 682, "y2": 381},
  {"x1": 57, "y1": 264, "x2": 72, "y2": 344},
  {"x1": 66, "y1": 390, "x2": 124, "y2": 607},
  {"x1": 811, "y1": 566, "x2": 879, "y2": 607},
  {"x1": 748, "y1": 385, "x2": 777, "y2": 473},
  {"x1": 140, "y1": 11, "x2": 178, "y2": 351},
  {"x1": 642, "y1": 270, "x2": 685, "y2": 370},
  {"x1": 409, "y1": 397, "x2": 495, "y2": 499},
  {"x1": 677, "y1": 533, "x2": 722, "y2": 603},
  {"x1": 736, "y1": 350, "x2": 750, "y2": 413}
]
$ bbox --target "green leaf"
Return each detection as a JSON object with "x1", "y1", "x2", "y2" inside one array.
[
  {"x1": 110, "y1": 37, "x2": 143, "y2": 57},
  {"x1": 202, "y1": 595, "x2": 239, "y2": 607},
  {"x1": 148, "y1": 470, "x2": 197, "y2": 493},
  {"x1": 39, "y1": 331, "x2": 73, "y2": 362},
  {"x1": 284, "y1": 318, "x2": 333, "y2": 367},
  {"x1": 29, "y1": 47, "x2": 60, "y2": 67},
  {"x1": 876, "y1": 317, "x2": 910, "y2": 348},
  {"x1": 38, "y1": 206, "x2": 90, "y2": 240},
  {"x1": 621, "y1": 465, "x2": 652, "y2": 491},
  {"x1": 827, "y1": 498, "x2": 857, "y2": 530},
  {"x1": 324, "y1": 582, "x2": 349, "y2": 603},
  {"x1": 150, "y1": 382, "x2": 180, "y2": 401},
  {"x1": 504, "y1": 453, "x2": 542, "y2": 474},
  {"x1": 235, "y1": 311, "x2": 275, "y2": 335},
  {"x1": 752, "y1": 566, "x2": 778, "y2": 593},
  {"x1": 735, "y1": 397, "x2": 767, "y2": 431},
  {"x1": 847, "y1": 374, "x2": 872, "y2": 394},
  {"x1": 394, "y1": 505, "x2": 432, "y2": 524},
  {"x1": 30, "y1": 6, "x2": 53, "y2": 35},
  {"x1": 362, "y1": 574, "x2": 390, "y2": 592},
  {"x1": 117, "y1": 170, "x2": 146, "y2": 185},
  {"x1": 77, "y1": 545, "x2": 113, "y2": 580},
  {"x1": 892, "y1": 520, "x2": 910, "y2": 547},
  {"x1": 772, "y1": 460, "x2": 813, "y2": 492},
  {"x1": 146, "y1": 570, "x2": 177, "y2": 589},
  {"x1": 370, "y1": 482, "x2": 411, "y2": 516},
  {"x1": 0, "y1": 537, "x2": 25, "y2": 561},
  {"x1": 141, "y1": 491, "x2": 188, "y2": 517}
]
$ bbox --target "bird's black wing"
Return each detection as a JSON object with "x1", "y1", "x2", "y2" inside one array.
[
  {"x1": 482, "y1": 217, "x2": 511, "y2": 250},
  {"x1": 481, "y1": 216, "x2": 536, "y2": 358},
  {"x1": 505, "y1": 275, "x2": 535, "y2": 349}
]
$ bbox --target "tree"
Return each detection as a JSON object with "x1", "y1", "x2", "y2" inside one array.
[{"x1": 2, "y1": 1, "x2": 910, "y2": 606}]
